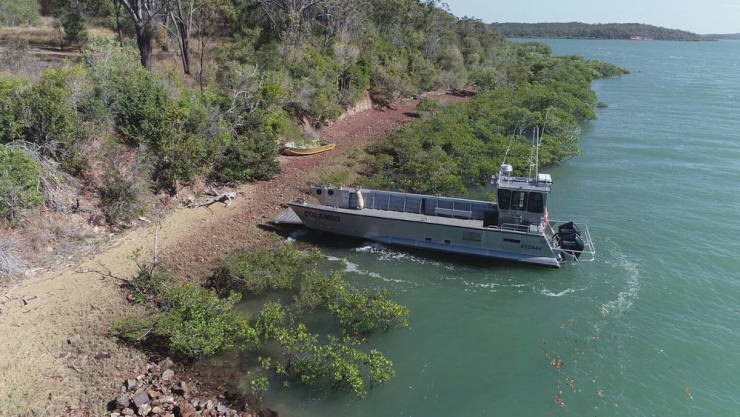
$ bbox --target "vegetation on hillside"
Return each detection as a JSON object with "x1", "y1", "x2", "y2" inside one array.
[
  {"x1": 492, "y1": 22, "x2": 705, "y2": 41},
  {"x1": 114, "y1": 245, "x2": 409, "y2": 398},
  {"x1": 363, "y1": 42, "x2": 629, "y2": 196},
  {"x1": 0, "y1": 0, "x2": 511, "y2": 227}
]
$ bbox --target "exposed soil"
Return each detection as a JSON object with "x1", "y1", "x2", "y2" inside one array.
[{"x1": 0, "y1": 91, "x2": 468, "y2": 416}]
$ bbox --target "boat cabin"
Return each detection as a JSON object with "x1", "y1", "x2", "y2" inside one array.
[{"x1": 493, "y1": 164, "x2": 552, "y2": 228}]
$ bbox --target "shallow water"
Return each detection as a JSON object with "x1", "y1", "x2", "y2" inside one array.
[{"x1": 265, "y1": 39, "x2": 740, "y2": 416}]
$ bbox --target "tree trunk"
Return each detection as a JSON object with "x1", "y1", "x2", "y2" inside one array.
[
  {"x1": 177, "y1": 21, "x2": 191, "y2": 74},
  {"x1": 135, "y1": 25, "x2": 153, "y2": 69},
  {"x1": 114, "y1": 0, "x2": 124, "y2": 47}
]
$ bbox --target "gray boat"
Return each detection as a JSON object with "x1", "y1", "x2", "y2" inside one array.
[{"x1": 284, "y1": 162, "x2": 594, "y2": 268}]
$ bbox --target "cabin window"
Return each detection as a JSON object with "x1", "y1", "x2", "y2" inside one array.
[
  {"x1": 497, "y1": 189, "x2": 512, "y2": 210},
  {"x1": 527, "y1": 192, "x2": 544, "y2": 213},
  {"x1": 316, "y1": 189, "x2": 322, "y2": 195},
  {"x1": 511, "y1": 191, "x2": 528, "y2": 211}
]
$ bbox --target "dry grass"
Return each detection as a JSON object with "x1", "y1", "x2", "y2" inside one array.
[{"x1": 0, "y1": 17, "x2": 115, "y2": 47}]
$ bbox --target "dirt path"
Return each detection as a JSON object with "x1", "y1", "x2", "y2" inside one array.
[{"x1": 0, "y1": 92, "x2": 466, "y2": 416}]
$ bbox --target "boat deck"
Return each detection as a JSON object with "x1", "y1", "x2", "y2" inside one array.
[{"x1": 350, "y1": 206, "x2": 486, "y2": 229}]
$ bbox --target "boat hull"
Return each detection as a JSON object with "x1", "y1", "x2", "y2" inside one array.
[
  {"x1": 282, "y1": 143, "x2": 336, "y2": 156},
  {"x1": 288, "y1": 202, "x2": 561, "y2": 268}
]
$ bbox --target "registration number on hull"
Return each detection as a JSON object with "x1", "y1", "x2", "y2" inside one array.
[{"x1": 304, "y1": 210, "x2": 341, "y2": 222}]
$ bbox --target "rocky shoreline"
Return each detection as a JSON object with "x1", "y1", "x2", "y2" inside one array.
[{"x1": 59, "y1": 358, "x2": 277, "y2": 417}]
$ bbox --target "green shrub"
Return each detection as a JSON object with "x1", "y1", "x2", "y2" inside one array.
[
  {"x1": 57, "y1": 6, "x2": 88, "y2": 47},
  {"x1": 99, "y1": 169, "x2": 144, "y2": 225},
  {"x1": 254, "y1": 302, "x2": 395, "y2": 397},
  {"x1": 0, "y1": 73, "x2": 28, "y2": 144},
  {"x1": 217, "y1": 245, "x2": 322, "y2": 295},
  {"x1": 0, "y1": 146, "x2": 44, "y2": 221},
  {"x1": 211, "y1": 133, "x2": 279, "y2": 184},
  {"x1": 113, "y1": 277, "x2": 257, "y2": 359},
  {"x1": 108, "y1": 69, "x2": 173, "y2": 147},
  {"x1": 296, "y1": 270, "x2": 409, "y2": 335},
  {"x1": 156, "y1": 283, "x2": 257, "y2": 358},
  {"x1": 22, "y1": 67, "x2": 88, "y2": 175}
]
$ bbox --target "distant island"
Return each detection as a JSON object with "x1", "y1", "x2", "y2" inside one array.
[
  {"x1": 491, "y1": 22, "x2": 706, "y2": 41},
  {"x1": 703, "y1": 33, "x2": 740, "y2": 40}
]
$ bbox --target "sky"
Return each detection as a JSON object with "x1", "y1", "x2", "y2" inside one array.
[{"x1": 443, "y1": 0, "x2": 740, "y2": 34}]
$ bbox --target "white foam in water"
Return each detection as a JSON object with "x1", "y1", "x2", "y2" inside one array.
[
  {"x1": 354, "y1": 243, "x2": 456, "y2": 270},
  {"x1": 338, "y1": 257, "x2": 411, "y2": 284},
  {"x1": 540, "y1": 288, "x2": 578, "y2": 297},
  {"x1": 600, "y1": 254, "x2": 641, "y2": 317}
]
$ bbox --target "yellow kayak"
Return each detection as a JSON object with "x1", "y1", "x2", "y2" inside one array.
[{"x1": 282, "y1": 143, "x2": 336, "y2": 156}]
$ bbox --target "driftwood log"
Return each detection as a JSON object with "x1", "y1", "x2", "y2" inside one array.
[{"x1": 189, "y1": 192, "x2": 237, "y2": 208}]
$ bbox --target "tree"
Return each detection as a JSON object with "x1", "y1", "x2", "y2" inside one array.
[
  {"x1": 117, "y1": 0, "x2": 169, "y2": 69},
  {"x1": 257, "y1": 0, "x2": 323, "y2": 46},
  {"x1": 192, "y1": 0, "x2": 233, "y2": 90},
  {"x1": 165, "y1": 0, "x2": 195, "y2": 74},
  {"x1": 321, "y1": 0, "x2": 367, "y2": 41},
  {"x1": 58, "y1": 6, "x2": 88, "y2": 48}
]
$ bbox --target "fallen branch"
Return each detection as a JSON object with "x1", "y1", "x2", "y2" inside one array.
[{"x1": 188, "y1": 192, "x2": 237, "y2": 208}]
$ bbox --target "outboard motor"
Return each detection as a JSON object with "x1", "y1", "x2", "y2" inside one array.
[{"x1": 558, "y1": 222, "x2": 585, "y2": 259}]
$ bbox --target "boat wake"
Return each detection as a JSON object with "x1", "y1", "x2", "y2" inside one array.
[
  {"x1": 325, "y1": 256, "x2": 413, "y2": 285},
  {"x1": 354, "y1": 243, "x2": 457, "y2": 270},
  {"x1": 599, "y1": 251, "x2": 641, "y2": 318}
]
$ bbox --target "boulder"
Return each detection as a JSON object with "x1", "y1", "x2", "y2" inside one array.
[
  {"x1": 121, "y1": 408, "x2": 134, "y2": 416},
  {"x1": 132, "y1": 391, "x2": 150, "y2": 408},
  {"x1": 161, "y1": 369, "x2": 175, "y2": 381},
  {"x1": 115, "y1": 393, "x2": 131, "y2": 409},
  {"x1": 151, "y1": 406, "x2": 163, "y2": 414},
  {"x1": 126, "y1": 379, "x2": 138, "y2": 391},
  {"x1": 68, "y1": 335, "x2": 81, "y2": 346},
  {"x1": 179, "y1": 404, "x2": 196, "y2": 417},
  {"x1": 158, "y1": 357, "x2": 174, "y2": 370},
  {"x1": 138, "y1": 404, "x2": 152, "y2": 416}
]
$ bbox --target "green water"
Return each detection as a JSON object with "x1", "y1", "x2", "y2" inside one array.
[{"x1": 268, "y1": 39, "x2": 740, "y2": 416}]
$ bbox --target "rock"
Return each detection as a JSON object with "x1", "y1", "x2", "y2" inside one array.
[
  {"x1": 147, "y1": 389, "x2": 161, "y2": 399},
  {"x1": 179, "y1": 404, "x2": 196, "y2": 417},
  {"x1": 216, "y1": 405, "x2": 230, "y2": 413},
  {"x1": 161, "y1": 369, "x2": 175, "y2": 381},
  {"x1": 111, "y1": 413, "x2": 121, "y2": 417},
  {"x1": 126, "y1": 379, "x2": 138, "y2": 391},
  {"x1": 122, "y1": 408, "x2": 134, "y2": 416},
  {"x1": 158, "y1": 357, "x2": 174, "y2": 370},
  {"x1": 151, "y1": 406, "x2": 163, "y2": 414},
  {"x1": 68, "y1": 335, "x2": 81, "y2": 346},
  {"x1": 132, "y1": 391, "x2": 150, "y2": 408},
  {"x1": 138, "y1": 404, "x2": 152, "y2": 416},
  {"x1": 205, "y1": 400, "x2": 214, "y2": 410},
  {"x1": 161, "y1": 395, "x2": 175, "y2": 404},
  {"x1": 163, "y1": 414, "x2": 174, "y2": 417},
  {"x1": 116, "y1": 393, "x2": 131, "y2": 409}
]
